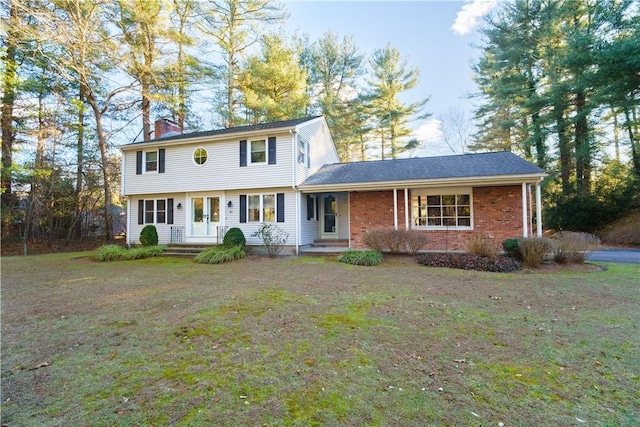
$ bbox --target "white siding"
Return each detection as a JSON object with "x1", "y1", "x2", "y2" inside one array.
[
  {"x1": 295, "y1": 119, "x2": 340, "y2": 185},
  {"x1": 299, "y1": 194, "x2": 321, "y2": 245},
  {"x1": 129, "y1": 193, "x2": 187, "y2": 245},
  {"x1": 123, "y1": 132, "x2": 294, "y2": 196}
]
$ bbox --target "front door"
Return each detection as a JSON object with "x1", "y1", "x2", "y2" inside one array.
[
  {"x1": 191, "y1": 196, "x2": 220, "y2": 236},
  {"x1": 321, "y1": 195, "x2": 337, "y2": 238}
]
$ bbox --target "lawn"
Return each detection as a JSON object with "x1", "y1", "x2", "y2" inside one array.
[{"x1": 1, "y1": 253, "x2": 638, "y2": 426}]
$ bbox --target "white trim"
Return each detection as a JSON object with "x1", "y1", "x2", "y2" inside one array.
[
  {"x1": 404, "y1": 188, "x2": 409, "y2": 229},
  {"x1": 393, "y1": 188, "x2": 398, "y2": 230},
  {"x1": 522, "y1": 183, "x2": 528, "y2": 238},
  {"x1": 536, "y1": 182, "x2": 543, "y2": 237}
]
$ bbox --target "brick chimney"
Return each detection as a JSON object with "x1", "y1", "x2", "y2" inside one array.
[{"x1": 154, "y1": 118, "x2": 182, "y2": 139}]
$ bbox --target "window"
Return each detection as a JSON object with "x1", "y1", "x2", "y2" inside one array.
[
  {"x1": 247, "y1": 194, "x2": 276, "y2": 222},
  {"x1": 139, "y1": 199, "x2": 170, "y2": 224},
  {"x1": 412, "y1": 190, "x2": 472, "y2": 229},
  {"x1": 250, "y1": 140, "x2": 266, "y2": 163},
  {"x1": 193, "y1": 147, "x2": 208, "y2": 165},
  {"x1": 298, "y1": 137, "x2": 307, "y2": 165},
  {"x1": 145, "y1": 151, "x2": 158, "y2": 172}
]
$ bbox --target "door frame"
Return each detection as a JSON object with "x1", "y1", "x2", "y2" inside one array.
[
  {"x1": 320, "y1": 194, "x2": 338, "y2": 239},
  {"x1": 188, "y1": 194, "x2": 224, "y2": 240}
]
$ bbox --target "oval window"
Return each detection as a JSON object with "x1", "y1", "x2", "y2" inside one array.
[{"x1": 193, "y1": 147, "x2": 208, "y2": 165}]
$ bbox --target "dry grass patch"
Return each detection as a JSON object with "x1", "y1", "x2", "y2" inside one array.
[{"x1": 2, "y1": 253, "x2": 638, "y2": 426}]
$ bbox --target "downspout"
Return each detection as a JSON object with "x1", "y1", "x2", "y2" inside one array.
[
  {"x1": 290, "y1": 129, "x2": 300, "y2": 255},
  {"x1": 521, "y1": 182, "x2": 528, "y2": 238}
]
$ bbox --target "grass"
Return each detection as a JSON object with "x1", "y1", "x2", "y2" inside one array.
[{"x1": 2, "y1": 253, "x2": 639, "y2": 426}]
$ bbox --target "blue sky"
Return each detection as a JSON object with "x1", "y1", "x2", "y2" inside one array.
[{"x1": 284, "y1": 0, "x2": 498, "y2": 155}]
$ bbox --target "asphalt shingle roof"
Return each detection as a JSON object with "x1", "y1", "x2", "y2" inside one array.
[
  {"x1": 123, "y1": 116, "x2": 321, "y2": 146},
  {"x1": 301, "y1": 152, "x2": 545, "y2": 186}
]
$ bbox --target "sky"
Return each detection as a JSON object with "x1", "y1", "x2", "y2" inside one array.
[{"x1": 283, "y1": 0, "x2": 499, "y2": 156}]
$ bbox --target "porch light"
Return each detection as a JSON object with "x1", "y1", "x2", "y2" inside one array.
[
  {"x1": 227, "y1": 201, "x2": 233, "y2": 208},
  {"x1": 177, "y1": 203, "x2": 182, "y2": 209}
]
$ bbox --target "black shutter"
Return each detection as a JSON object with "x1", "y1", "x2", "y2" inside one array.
[
  {"x1": 136, "y1": 151, "x2": 142, "y2": 175},
  {"x1": 240, "y1": 140, "x2": 247, "y2": 167},
  {"x1": 268, "y1": 136, "x2": 276, "y2": 165},
  {"x1": 277, "y1": 193, "x2": 285, "y2": 222},
  {"x1": 159, "y1": 148, "x2": 165, "y2": 173},
  {"x1": 315, "y1": 196, "x2": 319, "y2": 221},
  {"x1": 306, "y1": 195, "x2": 314, "y2": 220},
  {"x1": 239, "y1": 195, "x2": 247, "y2": 223},
  {"x1": 138, "y1": 200, "x2": 144, "y2": 224},
  {"x1": 167, "y1": 198, "x2": 174, "y2": 224}
]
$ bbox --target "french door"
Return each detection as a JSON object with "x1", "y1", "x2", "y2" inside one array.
[{"x1": 191, "y1": 196, "x2": 220, "y2": 236}]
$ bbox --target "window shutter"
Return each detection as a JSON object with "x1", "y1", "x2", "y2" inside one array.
[
  {"x1": 306, "y1": 195, "x2": 314, "y2": 220},
  {"x1": 138, "y1": 200, "x2": 144, "y2": 224},
  {"x1": 268, "y1": 136, "x2": 276, "y2": 165},
  {"x1": 277, "y1": 193, "x2": 285, "y2": 222},
  {"x1": 315, "y1": 196, "x2": 319, "y2": 221},
  {"x1": 167, "y1": 198, "x2": 174, "y2": 225},
  {"x1": 239, "y1": 195, "x2": 247, "y2": 223},
  {"x1": 239, "y1": 140, "x2": 247, "y2": 167},
  {"x1": 159, "y1": 149, "x2": 165, "y2": 173},
  {"x1": 136, "y1": 151, "x2": 142, "y2": 175}
]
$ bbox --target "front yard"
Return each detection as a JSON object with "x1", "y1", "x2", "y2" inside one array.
[{"x1": 1, "y1": 253, "x2": 638, "y2": 426}]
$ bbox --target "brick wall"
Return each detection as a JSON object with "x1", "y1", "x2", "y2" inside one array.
[{"x1": 349, "y1": 186, "x2": 530, "y2": 251}]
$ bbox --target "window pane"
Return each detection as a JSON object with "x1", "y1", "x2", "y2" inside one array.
[
  {"x1": 426, "y1": 195, "x2": 440, "y2": 205},
  {"x1": 457, "y1": 206, "x2": 470, "y2": 216},
  {"x1": 428, "y1": 217, "x2": 441, "y2": 226},
  {"x1": 443, "y1": 217, "x2": 456, "y2": 226},
  {"x1": 157, "y1": 200, "x2": 166, "y2": 223},
  {"x1": 427, "y1": 207, "x2": 441, "y2": 217},
  {"x1": 145, "y1": 200, "x2": 155, "y2": 223},
  {"x1": 457, "y1": 194, "x2": 470, "y2": 205},
  {"x1": 193, "y1": 198, "x2": 203, "y2": 222},
  {"x1": 248, "y1": 195, "x2": 260, "y2": 222},
  {"x1": 442, "y1": 195, "x2": 455, "y2": 205},
  {"x1": 251, "y1": 140, "x2": 266, "y2": 163},
  {"x1": 263, "y1": 194, "x2": 275, "y2": 222},
  {"x1": 443, "y1": 206, "x2": 456, "y2": 217},
  {"x1": 458, "y1": 218, "x2": 471, "y2": 227},
  {"x1": 145, "y1": 151, "x2": 157, "y2": 171}
]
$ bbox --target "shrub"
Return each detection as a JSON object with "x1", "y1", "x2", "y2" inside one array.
[
  {"x1": 338, "y1": 249, "x2": 383, "y2": 266},
  {"x1": 502, "y1": 238, "x2": 523, "y2": 260},
  {"x1": 416, "y1": 253, "x2": 521, "y2": 273},
  {"x1": 223, "y1": 227, "x2": 246, "y2": 248},
  {"x1": 518, "y1": 237, "x2": 552, "y2": 268},
  {"x1": 551, "y1": 231, "x2": 600, "y2": 264},
  {"x1": 195, "y1": 245, "x2": 246, "y2": 264},
  {"x1": 251, "y1": 223, "x2": 289, "y2": 258},
  {"x1": 598, "y1": 210, "x2": 640, "y2": 246},
  {"x1": 140, "y1": 225, "x2": 159, "y2": 247},
  {"x1": 94, "y1": 244, "x2": 164, "y2": 262},
  {"x1": 363, "y1": 228, "x2": 427, "y2": 254},
  {"x1": 466, "y1": 233, "x2": 499, "y2": 258}
]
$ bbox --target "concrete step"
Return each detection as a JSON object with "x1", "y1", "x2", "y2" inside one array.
[
  {"x1": 311, "y1": 239, "x2": 349, "y2": 248},
  {"x1": 161, "y1": 244, "x2": 217, "y2": 257}
]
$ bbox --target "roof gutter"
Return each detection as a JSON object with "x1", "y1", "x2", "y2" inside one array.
[{"x1": 298, "y1": 173, "x2": 547, "y2": 193}]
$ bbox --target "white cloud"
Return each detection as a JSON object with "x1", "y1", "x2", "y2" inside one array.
[
  {"x1": 451, "y1": 0, "x2": 498, "y2": 35},
  {"x1": 413, "y1": 118, "x2": 443, "y2": 144}
]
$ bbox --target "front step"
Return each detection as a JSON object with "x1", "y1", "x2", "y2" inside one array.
[
  {"x1": 162, "y1": 243, "x2": 217, "y2": 257},
  {"x1": 311, "y1": 239, "x2": 349, "y2": 248}
]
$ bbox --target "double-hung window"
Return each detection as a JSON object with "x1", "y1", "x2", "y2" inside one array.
[
  {"x1": 250, "y1": 140, "x2": 266, "y2": 164},
  {"x1": 139, "y1": 199, "x2": 171, "y2": 224},
  {"x1": 145, "y1": 151, "x2": 158, "y2": 172},
  {"x1": 248, "y1": 194, "x2": 275, "y2": 222},
  {"x1": 298, "y1": 137, "x2": 307, "y2": 165},
  {"x1": 412, "y1": 189, "x2": 472, "y2": 229}
]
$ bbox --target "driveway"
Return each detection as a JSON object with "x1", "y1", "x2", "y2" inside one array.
[{"x1": 587, "y1": 248, "x2": 640, "y2": 264}]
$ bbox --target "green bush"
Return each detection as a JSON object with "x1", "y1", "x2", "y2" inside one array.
[
  {"x1": 502, "y1": 238, "x2": 523, "y2": 260},
  {"x1": 140, "y1": 225, "x2": 159, "y2": 247},
  {"x1": 519, "y1": 237, "x2": 552, "y2": 268},
  {"x1": 338, "y1": 249, "x2": 383, "y2": 266},
  {"x1": 223, "y1": 227, "x2": 246, "y2": 248},
  {"x1": 195, "y1": 245, "x2": 246, "y2": 264},
  {"x1": 251, "y1": 223, "x2": 289, "y2": 257},
  {"x1": 94, "y1": 244, "x2": 164, "y2": 262},
  {"x1": 551, "y1": 231, "x2": 600, "y2": 264},
  {"x1": 466, "y1": 233, "x2": 499, "y2": 258}
]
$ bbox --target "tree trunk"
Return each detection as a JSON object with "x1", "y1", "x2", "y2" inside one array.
[
  {"x1": 556, "y1": 109, "x2": 572, "y2": 194},
  {"x1": 72, "y1": 87, "x2": 85, "y2": 239},
  {"x1": 1, "y1": 0, "x2": 18, "y2": 209},
  {"x1": 574, "y1": 90, "x2": 591, "y2": 192},
  {"x1": 624, "y1": 105, "x2": 640, "y2": 177}
]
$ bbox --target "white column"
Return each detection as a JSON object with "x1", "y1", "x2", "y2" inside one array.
[
  {"x1": 393, "y1": 188, "x2": 398, "y2": 230},
  {"x1": 404, "y1": 188, "x2": 409, "y2": 229},
  {"x1": 522, "y1": 182, "x2": 528, "y2": 238},
  {"x1": 536, "y1": 182, "x2": 543, "y2": 237}
]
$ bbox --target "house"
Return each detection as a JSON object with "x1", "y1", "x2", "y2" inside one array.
[{"x1": 120, "y1": 116, "x2": 547, "y2": 254}]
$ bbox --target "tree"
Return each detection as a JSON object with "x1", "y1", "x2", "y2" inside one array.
[
  {"x1": 364, "y1": 44, "x2": 430, "y2": 159},
  {"x1": 439, "y1": 106, "x2": 474, "y2": 154},
  {"x1": 239, "y1": 35, "x2": 308, "y2": 123},
  {"x1": 197, "y1": 0, "x2": 286, "y2": 127}
]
